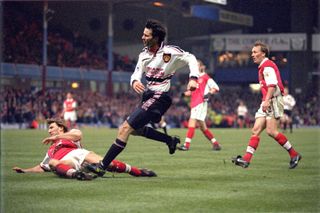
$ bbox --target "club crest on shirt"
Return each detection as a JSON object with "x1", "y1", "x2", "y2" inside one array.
[{"x1": 163, "y1": 53, "x2": 171, "y2": 63}]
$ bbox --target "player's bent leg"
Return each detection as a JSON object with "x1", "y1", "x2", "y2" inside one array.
[
  {"x1": 51, "y1": 162, "x2": 96, "y2": 180},
  {"x1": 92, "y1": 121, "x2": 133, "y2": 173},
  {"x1": 265, "y1": 118, "x2": 279, "y2": 138},
  {"x1": 251, "y1": 117, "x2": 266, "y2": 136},
  {"x1": 267, "y1": 118, "x2": 301, "y2": 169},
  {"x1": 83, "y1": 152, "x2": 103, "y2": 164},
  {"x1": 199, "y1": 121, "x2": 221, "y2": 151},
  {"x1": 232, "y1": 118, "x2": 265, "y2": 168},
  {"x1": 178, "y1": 119, "x2": 196, "y2": 151},
  {"x1": 133, "y1": 125, "x2": 180, "y2": 154},
  {"x1": 117, "y1": 121, "x2": 135, "y2": 142}
]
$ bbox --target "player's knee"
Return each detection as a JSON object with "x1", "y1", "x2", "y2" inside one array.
[
  {"x1": 48, "y1": 159, "x2": 60, "y2": 170},
  {"x1": 265, "y1": 128, "x2": 277, "y2": 137},
  {"x1": 251, "y1": 127, "x2": 261, "y2": 135},
  {"x1": 119, "y1": 122, "x2": 133, "y2": 136}
]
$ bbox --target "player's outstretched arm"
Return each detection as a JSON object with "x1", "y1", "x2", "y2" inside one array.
[
  {"x1": 42, "y1": 129, "x2": 82, "y2": 145},
  {"x1": 12, "y1": 165, "x2": 45, "y2": 173}
]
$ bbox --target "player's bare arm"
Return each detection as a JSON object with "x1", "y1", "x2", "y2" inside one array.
[
  {"x1": 210, "y1": 88, "x2": 219, "y2": 95},
  {"x1": 184, "y1": 90, "x2": 192, "y2": 96},
  {"x1": 42, "y1": 129, "x2": 82, "y2": 145},
  {"x1": 12, "y1": 165, "x2": 45, "y2": 173}
]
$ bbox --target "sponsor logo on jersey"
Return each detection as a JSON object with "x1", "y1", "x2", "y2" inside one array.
[{"x1": 163, "y1": 53, "x2": 171, "y2": 63}]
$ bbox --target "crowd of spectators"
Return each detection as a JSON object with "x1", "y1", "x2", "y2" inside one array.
[
  {"x1": 216, "y1": 51, "x2": 289, "y2": 69},
  {"x1": 1, "y1": 86, "x2": 319, "y2": 129},
  {"x1": 2, "y1": 3, "x2": 319, "y2": 129},
  {"x1": 3, "y1": 3, "x2": 136, "y2": 71}
]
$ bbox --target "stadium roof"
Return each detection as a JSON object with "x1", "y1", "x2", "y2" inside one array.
[{"x1": 6, "y1": 0, "x2": 253, "y2": 45}]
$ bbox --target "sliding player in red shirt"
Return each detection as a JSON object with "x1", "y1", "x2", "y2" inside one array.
[{"x1": 13, "y1": 118, "x2": 156, "y2": 180}]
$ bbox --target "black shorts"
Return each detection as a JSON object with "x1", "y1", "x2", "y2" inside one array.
[
  {"x1": 127, "y1": 90, "x2": 172, "y2": 130},
  {"x1": 284, "y1": 109, "x2": 292, "y2": 117},
  {"x1": 238, "y1": 115, "x2": 245, "y2": 120}
]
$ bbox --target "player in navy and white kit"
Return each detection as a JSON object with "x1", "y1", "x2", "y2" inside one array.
[
  {"x1": 178, "y1": 59, "x2": 221, "y2": 151},
  {"x1": 88, "y1": 19, "x2": 199, "y2": 176},
  {"x1": 232, "y1": 41, "x2": 301, "y2": 169}
]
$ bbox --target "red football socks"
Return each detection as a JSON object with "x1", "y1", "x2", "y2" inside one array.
[
  {"x1": 55, "y1": 163, "x2": 76, "y2": 178},
  {"x1": 243, "y1": 135, "x2": 260, "y2": 162},
  {"x1": 275, "y1": 133, "x2": 298, "y2": 158}
]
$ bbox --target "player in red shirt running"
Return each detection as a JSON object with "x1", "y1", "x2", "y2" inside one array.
[
  {"x1": 178, "y1": 59, "x2": 221, "y2": 151},
  {"x1": 232, "y1": 41, "x2": 301, "y2": 169},
  {"x1": 13, "y1": 118, "x2": 156, "y2": 180}
]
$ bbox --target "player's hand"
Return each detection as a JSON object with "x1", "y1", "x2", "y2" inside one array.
[
  {"x1": 203, "y1": 94, "x2": 211, "y2": 101},
  {"x1": 262, "y1": 100, "x2": 271, "y2": 112},
  {"x1": 42, "y1": 136, "x2": 57, "y2": 145},
  {"x1": 132, "y1": 81, "x2": 145, "y2": 94},
  {"x1": 12, "y1": 167, "x2": 25, "y2": 173},
  {"x1": 187, "y1": 79, "x2": 198, "y2": 91},
  {"x1": 184, "y1": 90, "x2": 192, "y2": 97}
]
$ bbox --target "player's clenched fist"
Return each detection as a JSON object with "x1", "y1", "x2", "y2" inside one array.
[
  {"x1": 132, "y1": 80, "x2": 145, "y2": 94},
  {"x1": 187, "y1": 79, "x2": 198, "y2": 91}
]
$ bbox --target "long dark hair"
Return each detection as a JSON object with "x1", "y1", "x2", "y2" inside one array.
[{"x1": 145, "y1": 19, "x2": 166, "y2": 45}]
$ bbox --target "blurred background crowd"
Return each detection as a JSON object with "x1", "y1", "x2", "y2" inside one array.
[
  {"x1": 3, "y1": 4, "x2": 137, "y2": 71},
  {"x1": 1, "y1": 1, "x2": 319, "y2": 129},
  {"x1": 1, "y1": 86, "x2": 319, "y2": 129}
]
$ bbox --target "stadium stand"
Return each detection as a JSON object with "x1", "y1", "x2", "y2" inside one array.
[
  {"x1": 3, "y1": 4, "x2": 136, "y2": 71},
  {"x1": 2, "y1": 2, "x2": 319, "y2": 129},
  {"x1": 1, "y1": 86, "x2": 319, "y2": 129}
]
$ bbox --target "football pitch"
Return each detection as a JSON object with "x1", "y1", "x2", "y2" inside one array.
[{"x1": 1, "y1": 128, "x2": 319, "y2": 213}]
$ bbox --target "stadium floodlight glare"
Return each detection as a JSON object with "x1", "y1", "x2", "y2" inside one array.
[
  {"x1": 153, "y1": 2, "x2": 165, "y2": 7},
  {"x1": 71, "y1": 82, "x2": 79, "y2": 89},
  {"x1": 249, "y1": 83, "x2": 260, "y2": 93},
  {"x1": 203, "y1": 0, "x2": 227, "y2": 5}
]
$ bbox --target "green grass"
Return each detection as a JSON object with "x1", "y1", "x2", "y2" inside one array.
[{"x1": 1, "y1": 128, "x2": 319, "y2": 213}]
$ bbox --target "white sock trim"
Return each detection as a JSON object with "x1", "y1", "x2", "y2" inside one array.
[
  {"x1": 125, "y1": 164, "x2": 131, "y2": 173},
  {"x1": 283, "y1": 141, "x2": 292, "y2": 150},
  {"x1": 67, "y1": 169, "x2": 77, "y2": 177},
  {"x1": 185, "y1": 138, "x2": 192, "y2": 143},
  {"x1": 246, "y1": 146, "x2": 255, "y2": 154}
]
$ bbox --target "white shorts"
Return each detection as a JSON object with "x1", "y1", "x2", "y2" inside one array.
[
  {"x1": 255, "y1": 96, "x2": 284, "y2": 120},
  {"x1": 190, "y1": 102, "x2": 208, "y2": 121},
  {"x1": 64, "y1": 111, "x2": 77, "y2": 122},
  {"x1": 60, "y1": 149, "x2": 90, "y2": 170}
]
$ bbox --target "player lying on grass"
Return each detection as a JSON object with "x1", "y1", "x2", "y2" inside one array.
[{"x1": 12, "y1": 118, "x2": 156, "y2": 180}]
